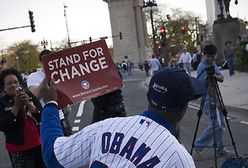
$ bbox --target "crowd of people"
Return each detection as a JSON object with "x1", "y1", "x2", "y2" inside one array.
[
  {"x1": 0, "y1": 43, "x2": 242, "y2": 167},
  {"x1": 141, "y1": 40, "x2": 244, "y2": 78},
  {"x1": 116, "y1": 58, "x2": 134, "y2": 79},
  {"x1": 141, "y1": 47, "x2": 197, "y2": 77}
]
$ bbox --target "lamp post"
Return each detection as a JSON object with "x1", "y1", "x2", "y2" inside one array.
[
  {"x1": 16, "y1": 56, "x2": 20, "y2": 71},
  {"x1": 64, "y1": 4, "x2": 71, "y2": 48},
  {"x1": 195, "y1": 17, "x2": 199, "y2": 43},
  {"x1": 50, "y1": 40, "x2": 54, "y2": 51},
  {"x1": 143, "y1": 0, "x2": 158, "y2": 56},
  {"x1": 1, "y1": 50, "x2": 3, "y2": 61},
  {"x1": 195, "y1": 17, "x2": 201, "y2": 54}
]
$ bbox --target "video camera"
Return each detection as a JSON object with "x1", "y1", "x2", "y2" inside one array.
[{"x1": 204, "y1": 64, "x2": 215, "y2": 75}]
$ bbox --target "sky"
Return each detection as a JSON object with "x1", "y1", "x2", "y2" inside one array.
[{"x1": 0, "y1": 0, "x2": 247, "y2": 50}]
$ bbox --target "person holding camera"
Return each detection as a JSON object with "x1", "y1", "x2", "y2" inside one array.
[
  {"x1": 194, "y1": 44, "x2": 233, "y2": 156},
  {"x1": 0, "y1": 68, "x2": 46, "y2": 168}
]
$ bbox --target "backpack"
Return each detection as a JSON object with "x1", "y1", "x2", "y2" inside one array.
[{"x1": 122, "y1": 63, "x2": 127, "y2": 70}]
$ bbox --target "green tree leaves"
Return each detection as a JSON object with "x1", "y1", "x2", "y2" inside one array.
[{"x1": 5, "y1": 40, "x2": 40, "y2": 72}]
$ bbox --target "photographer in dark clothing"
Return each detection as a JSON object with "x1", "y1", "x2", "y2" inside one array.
[
  {"x1": 91, "y1": 71, "x2": 126, "y2": 123},
  {"x1": 0, "y1": 68, "x2": 46, "y2": 168}
]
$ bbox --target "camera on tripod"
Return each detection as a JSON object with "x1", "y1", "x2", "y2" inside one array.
[
  {"x1": 204, "y1": 64, "x2": 215, "y2": 75},
  {"x1": 191, "y1": 62, "x2": 239, "y2": 168}
]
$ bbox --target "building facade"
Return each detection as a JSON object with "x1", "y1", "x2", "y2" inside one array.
[{"x1": 103, "y1": 0, "x2": 152, "y2": 65}]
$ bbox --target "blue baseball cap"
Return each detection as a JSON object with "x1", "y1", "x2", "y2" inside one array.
[{"x1": 147, "y1": 68, "x2": 204, "y2": 112}]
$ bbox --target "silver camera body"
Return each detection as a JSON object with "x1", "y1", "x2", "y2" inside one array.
[{"x1": 15, "y1": 85, "x2": 23, "y2": 93}]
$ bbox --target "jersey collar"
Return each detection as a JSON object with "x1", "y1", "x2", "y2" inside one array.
[{"x1": 140, "y1": 111, "x2": 175, "y2": 135}]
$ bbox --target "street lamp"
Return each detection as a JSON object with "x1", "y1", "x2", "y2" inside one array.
[
  {"x1": 143, "y1": 0, "x2": 158, "y2": 56},
  {"x1": 41, "y1": 39, "x2": 48, "y2": 49}
]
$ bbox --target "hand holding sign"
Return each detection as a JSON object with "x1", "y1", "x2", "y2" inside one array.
[
  {"x1": 41, "y1": 79, "x2": 57, "y2": 104},
  {"x1": 42, "y1": 40, "x2": 123, "y2": 109}
]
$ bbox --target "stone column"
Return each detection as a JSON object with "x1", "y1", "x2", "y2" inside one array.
[{"x1": 103, "y1": 0, "x2": 151, "y2": 65}]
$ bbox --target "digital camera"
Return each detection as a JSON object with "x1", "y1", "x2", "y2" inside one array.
[{"x1": 15, "y1": 85, "x2": 23, "y2": 93}]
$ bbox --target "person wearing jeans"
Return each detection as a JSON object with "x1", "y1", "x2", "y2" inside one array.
[
  {"x1": 224, "y1": 41, "x2": 235, "y2": 76},
  {"x1": 178, "y1": 47, "x2": 192, "y2": 75},
  {"x1": 194, "y1": 44, "x2": 233, "y2": 156},
  {"x1": 194, "y1": 96, "x2": 226, "y2": 153}
]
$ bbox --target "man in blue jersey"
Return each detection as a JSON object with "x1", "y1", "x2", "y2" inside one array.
[{"x1": 40, "y1": 68, "x2": 203, "y2": 168}]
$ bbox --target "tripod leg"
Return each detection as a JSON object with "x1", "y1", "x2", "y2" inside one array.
[
  {"x1": 223, "y1": 115, "x2": 239, "y2": 157},
  {"x1": 210, "y1": 103, "x2": 218, "y2": 168},
  {"x1": 214, "y1": 80, "x2": 239, "y2": 157},
  {"x1": 190, "y1": 80, "x2": 209, "y2": 155},
  {"x1": 208, "y1": 77, "x2": 220, "y2": 168},
  {"x1": 190, "y1": 109, "x2": 203, "y2": 155}
]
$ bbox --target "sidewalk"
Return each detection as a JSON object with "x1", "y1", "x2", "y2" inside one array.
[{"x1": 145, "y1": 69, "x2": 248, "y2": 110}]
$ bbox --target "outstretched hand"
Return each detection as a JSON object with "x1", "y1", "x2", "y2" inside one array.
[{"x1": 41, "y1": 79, "x2": 58, "y2": 103}]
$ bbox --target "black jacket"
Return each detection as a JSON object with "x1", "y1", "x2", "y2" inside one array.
[
  {"x1": 0, "y1": 91, "x2": 42, "y2": 145},
  {"x1": 91, "y1": 89, "x2": 124, "y2": 111}
]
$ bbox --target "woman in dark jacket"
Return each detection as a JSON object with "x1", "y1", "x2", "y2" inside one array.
[{"x1": 0, "y1": 68, "x2": 46, "y2": 168}]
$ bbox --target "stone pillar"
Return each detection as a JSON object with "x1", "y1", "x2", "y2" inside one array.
[
  {"x1": 213, "y1": 18, "x2": 246, "y2": 64},
  {"x1": 103, "y1": 0, "x2": 151, "y2": 65}
]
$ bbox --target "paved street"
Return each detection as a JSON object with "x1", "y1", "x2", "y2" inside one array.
[{"x1": 0, "y1": 70, "x2": 248, "y2": 168}]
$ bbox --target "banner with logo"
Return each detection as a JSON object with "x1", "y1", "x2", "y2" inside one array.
[{"x1": 42, "y1": 40, "x2": 123, "y2": 109}]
